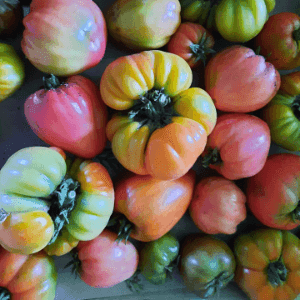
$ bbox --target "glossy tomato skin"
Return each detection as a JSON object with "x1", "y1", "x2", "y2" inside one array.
[
  {"x1": 234, "y1": 229, "x2": 300, "y2": 300},
  {"x1": 21, "y1": 0, "x2": 107, "y2": 76},
  {"x1": 262, "y1": 71, "x2": 300, "y2": 151},
  {"x1": 205, "y1": 45, "x2": 280, "y2": 113},
  {"x1": 114, "y1": 170, "x2": 196, "y2": 242},
  {"x1": 167, "y1": 22, "x2": 215, "y2": 69},
  {"x1": 246, "y1": 153, "x2": 300, "y2": 230},
  {"x1": 0, "y1": 247, "x2": 57, "y2": 299},
  {"x1": 101, "y1": 50, "x2": 217, "y2": 180},
  {"x1": 179, "y1": 234, "x2": 236, "y2": 298},
  {"x1": 254, "y1": 12, "x2": 300, "y2": 70},
  {"x1": 189, "y1": 176, "x2": 247, "y2": 235},
  {"x1": 24, "y1": 75, "x2": 108, "y2": 159},
  {"x1": 200, "y1": 113, "x2": 271, "y2": 180},
  {"x1": 76, "y1": 229, "x2": 138, "y2": 288}
]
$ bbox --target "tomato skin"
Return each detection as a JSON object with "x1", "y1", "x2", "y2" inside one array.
[
  {"x1": 200, "y1": 113, "x2": 271, "y2": 180},
  {"x1": 0, "y1": 247, "x2": 57, "y2": 299},
  {"x1": 24, "y1": 75, "x2": 108, "y2": 159},
  {"x1": 167, "y1": 22, "x2": 215, "y2": 69},
  {"x1": 76, "y1": 229, "x2": 138, "y2": 288},
  {"x1": 254, "y1": 12, "x2": 300, "y2": 70},
  {"x1": 189, "y1": 176, "x2": 247, "y2": 235},
  {"x1": 21, "y1": 0, "x2": 107, "y2": 76},
  {"x1": 114, "y1": 170, "x2": 196, "y2": 242},
  {"x1": 205, "y1": 45, "x2": 280, "y2": 113},
  {"x1": 234, "y1": 229, "x2": 300, "y2": 300},
  {"x1": 246, "y1": 153, "x2": 300, "y2": 230}
]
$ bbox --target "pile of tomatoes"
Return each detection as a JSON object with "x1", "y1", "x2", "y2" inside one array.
[{"x1": 1, "y1": 0, "x2": 300, "y2": 299}]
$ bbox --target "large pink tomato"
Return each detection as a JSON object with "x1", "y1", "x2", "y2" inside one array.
[
  {"x1": 21, "y1": 0, "x2": 107, "y2": 76},
  {"x1": 205, "y1": 45, "x2": 280, "y2": 112}
]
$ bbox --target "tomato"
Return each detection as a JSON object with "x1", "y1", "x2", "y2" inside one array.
[
  {"x1": 189, "y1": 176, "x2": 247, "y2": 235},
  {"x1": 139, "y1": 232, "x2": 180, "y2": 285},
  {"x1": 0, "y1": 247, "x2": 57, "y2": 300},
  {"x1": 262, "y1": 71, "x2": 300, "y2": 152},
  {"x1": 254, "y1": 12, "x2": 300, "y2": 70},
  {"x1": 111, "y1": 170, "x2": 196, "y2": 242},
  {"x1": 21, "y1": 0, "x2": 107, "y2": 76},
  {"x1": 24, "y1": 74, "x2": 108, "y2": 159},
  {"x1": 205, "y1": 45, "x2": 280, "y2": 113},
  {"x1": 105, "y1": 0, "x2": 181, "y2": 50},
  {"x1": 167, "y1": 22, "x2": 215, "y2": 69},
  {"x1": 246, "y1": 153, "x2": 300, "y2": 231},
  {"x1": 180, "y1": 0, "x2": 211, "y2": 24},
  {"x1": 73, "y1": 229, "x2": 138, "y2": 288},
  {"x1": 179, "y1": 234, "x2": 236, "y2": 298},
  {"x1": 234, "y1": 228, "x2": 300, "y2": 300},
  {"x1": 0, "y1": 146, "x2": 114, "y2": 256},
  {"x1": 200, "y1": 113, "x2": 271, "y2": 180},
  {"x1": 101, "y1": 50, "x2": 217, "y2": 180},
  {"x1": 0, "y1": 43, "x2": 25, "y2": 102}
]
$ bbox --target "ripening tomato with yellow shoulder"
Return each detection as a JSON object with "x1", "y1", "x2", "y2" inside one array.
[{"x1": 100, "y1": 50, "x2": 217, "y2": 180}]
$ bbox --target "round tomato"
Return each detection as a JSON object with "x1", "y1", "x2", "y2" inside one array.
[
  {"x1": 180, "y1": 0, "x2": 212, "y2": 24},
  {"x1": 254, "y1": 12, "x2": 300, "y2": 70},
  {"x1": 205, "y1": 45, "x2": 280, "y2": 113},
  {"x1": 111, "y1": 170, "x2": 196, "y2": 242},
  {"x1": 246, "y1": 153, "x2": 300, "y2": 230},
  {"x1": 0, "y1": 146, "x2": 114, "y2": 256},
  {"x1": 167, "y1": 22, "x2": 215, "y2": 69},
  {"x1": 101, "y1": 50, "x2": 217, "y2": 180},
  {"x1": 179, "y1": 234, "x2": 236, "y2": 298},
  {"x1": 21, "y1": 0, "x2": 107, "y2": 76},
  {"x1": 189, "y1": 176, "x2": 247, "y2": 235},
  {"x1": 200, "y1": 113, "x2": 271, "y2": 180},
  {"x1": 74, "y1": 229, "x2": 138, "y2": 288},
  {"x1": 234, "y1": 228, "x2": 300, "y2": 300},
  {"x1": 24, "y1": 74, "x2": 108, "y2": 159},
  {"x1": 0, "y1": 247, "x2": 57, "y2": 299}
]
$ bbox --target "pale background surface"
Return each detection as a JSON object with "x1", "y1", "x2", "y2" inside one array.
[{"x1": 1, "y1": 1, "x2": 300, "y2": 299}]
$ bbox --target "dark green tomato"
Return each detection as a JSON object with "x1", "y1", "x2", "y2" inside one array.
[
  {"x1": 180, "y1": 0, "x2": 211, "y2": 24},
  {"x1": 179, "y1": 234, "x2": 235, "y2": 298},
  {"x1": 139, "y1": 232, "x2": 180, "y2": 285}
]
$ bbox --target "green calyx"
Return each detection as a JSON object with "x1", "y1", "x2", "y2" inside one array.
[
  {"x1": 43, "y1": 74, "x2": 62, "y2": 90},
  {"x1": 64, "y1": 248, "x2": 81, "y2": 278},
  {"x1": 292, "y1": 95, "x2": 300, "y2": 120},
  {"x1": 201, "y1": 147, "x2": 222, "y2": 168},
  {"x1": 47, "y1": 177, "x2": 80, "y2": 245},
  {"x1": 0, "y1": 288, "x2": 11, "y2": 300},
  {"x1": 291, "y1": 201, "x2": 300, "y2": 222},
  {"x1": 128, "y1": 88, "x2": 177, "y2": 131},
  {"x1": 267, "y1": 256, "x2": 287, "y2": 286},
  {"x1": 189, "y1": 32, "x2": 215, "y2": 65}
]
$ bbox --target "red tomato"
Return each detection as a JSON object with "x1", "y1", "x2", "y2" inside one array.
[
  {"x1": 76, "y1": 229, "x2": 138, "y2": 288},
  {"x1": 246, "y1": 153, "x2": 300, "y2": 230},
  {"x1": 200, "y1": 113, "x2": 271, "y2": 180},
  {"x1": 205, "y1": 45, "x2": 280, "y2": 112},
  {"x1": 189, "y1": 176, "x2": 247, "y2": 234},
  {"x1": 24, "y1": 75, "x2": 108, "y2": 159}
]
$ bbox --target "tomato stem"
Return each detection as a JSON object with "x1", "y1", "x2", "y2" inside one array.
[
  {"x1": 0, "y1": 287, "x2": 11, "y2": 300},
  {"x1": 64, "y1": 248, "x2": 81, "y2": 278},
  {"x1": 267, "y1": 256, "x2": 287, "y2": 286},
  {"x1": 201, "y1": 147, "x2": 222, "y2": 168},
  {"x1": 43, "y1": 74, "x2": 62, "y2": 90}
]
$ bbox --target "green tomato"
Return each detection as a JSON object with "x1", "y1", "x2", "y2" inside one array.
[{"x1": 180, "y1": 0, "x2": 211, "y2": 24}]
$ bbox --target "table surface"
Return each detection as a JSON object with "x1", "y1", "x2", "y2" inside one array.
[{"x1": 1, "y1": 1, "x2": 300, "y2": 300}]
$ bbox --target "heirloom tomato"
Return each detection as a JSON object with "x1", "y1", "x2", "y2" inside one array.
[
  {"x1": 111, "y1": 170, "x2": 196, "y2": 242},
  {"x1": 262, "y1": 71, "x2": 300, "y2": 152},
  {"x1": 0, "y1": 146, "x2": 114, "y2": 256},
  {"x1": 179, "y1": 234, "x2": 236, "y2": 298},
  {"x1": 246, "y1": 153, "x2": 300, "y2": 231},
  {"x1": 139, "y1": 232, "x2": 180, "y2": 285},
  {"x1": 0, "y1": 43, "x2": 25, "y2": 102},
  {"x1": 205, "y1": 45, "x2": 280, "y2": 113},
  {"x1": 180, "y1": 0, "x2": 211, "y2": 24},
  {"x1": 24, "y1": 74, "x2": 108, "y2": 159},
  {"x1": 167, "y1": 22, "x2": 215, "y2": 69},
  {"x1": 254, "y1": 12, "x2": 300, "y2": 70},
  {"x1": 74, "y1": 229, "x2": 138, "y2": 288},
  {"x1": 0, "y1": 247, "x2": 57, "y2": 300},
  {"x1": 200, "y1": 113, "x2": 271, "y2": 180},
  {"x1": 189, "y1": 176, "x2": 247, "y2": 235},
  {"x1": 101, "y1": 50, "x2": 217, "y2": 180},
  {"x1": 105, "y1": 0, "x2": 181, "y2": 50},
  {"x1": 234, "y1": 229, "x2": 300, "y2": 300},
  {"x1": 21, "y1": 0, "x2": 107, "y2": 76}
]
